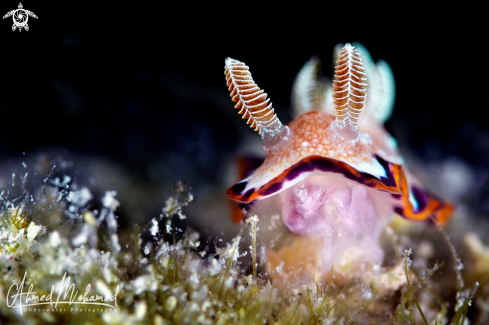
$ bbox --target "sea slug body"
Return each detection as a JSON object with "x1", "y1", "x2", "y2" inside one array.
[{"x1": 223, "y1": 43, "x2": 453, "y2": 272}]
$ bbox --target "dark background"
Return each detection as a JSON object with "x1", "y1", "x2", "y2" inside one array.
[{"x1": 1, "y1": 2, "x2": 488, "y2": 229}]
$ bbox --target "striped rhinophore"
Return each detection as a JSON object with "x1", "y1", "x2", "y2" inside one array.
[
  {"x1": 225, "y1": 58, "x2": 282, "y2": 136},
  {"x1": 332, "y1": 44, "x2": 367, "y2": 126}
]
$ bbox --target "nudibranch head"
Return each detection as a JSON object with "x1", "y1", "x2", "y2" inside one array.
[
  {"x1": 223, "y1": 44, "x2": 453, "y2": 271},
  {"x1": 226, "y1": 44, "x2": 402, "y2": 203},
  {"x1": 224, "y1": 43, "x2": 452, "y2": 226},
  {"x1": 228, "y1": 110, "x2": 403, "y2": 202}
]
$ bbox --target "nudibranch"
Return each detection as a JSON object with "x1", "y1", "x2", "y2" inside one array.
[{"x1": 224, "y1": 43, "x2": 453, "y2": 271}]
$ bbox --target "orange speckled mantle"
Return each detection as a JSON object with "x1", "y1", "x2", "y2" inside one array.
[{"x1": 227, "y1": 111, "x2": 453, "y2": 225}]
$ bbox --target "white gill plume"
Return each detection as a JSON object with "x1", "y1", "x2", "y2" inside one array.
[
  {"x1": 332, "y1": 44, "x2": 367, "y2": 127},
  {"x1": 352, "y1": 42, "x2": 395, "y2": 124},
  {"x1": 224, "y1": 58, "x2": 284, "y2": 138},
  {"x1": 291, "y1": 56, "x2": 329, "y2": 117}
]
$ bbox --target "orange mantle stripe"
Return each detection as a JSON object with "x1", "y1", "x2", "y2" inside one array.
[
  {"x1": 396, "y1": 168, "x2": 453, "y2": 226},
  {"x1": 227, "y1": 155, "x2": 403, "y2": 203}
]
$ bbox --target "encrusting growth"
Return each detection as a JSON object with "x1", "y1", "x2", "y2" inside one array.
[
  {"x1": 332, "y1": 44, "x2": 367, "y2": 127},
  {"x1": 225, "y1": 58, "x2": 284, "y2": 138}
]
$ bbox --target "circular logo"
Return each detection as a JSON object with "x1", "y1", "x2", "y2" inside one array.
[
  {"x1": 13, "y1": 9, "x2": 28, "y2": 27},
  {"x1": 3, "y1": 3, "x2": 38, "y2": 32}
]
